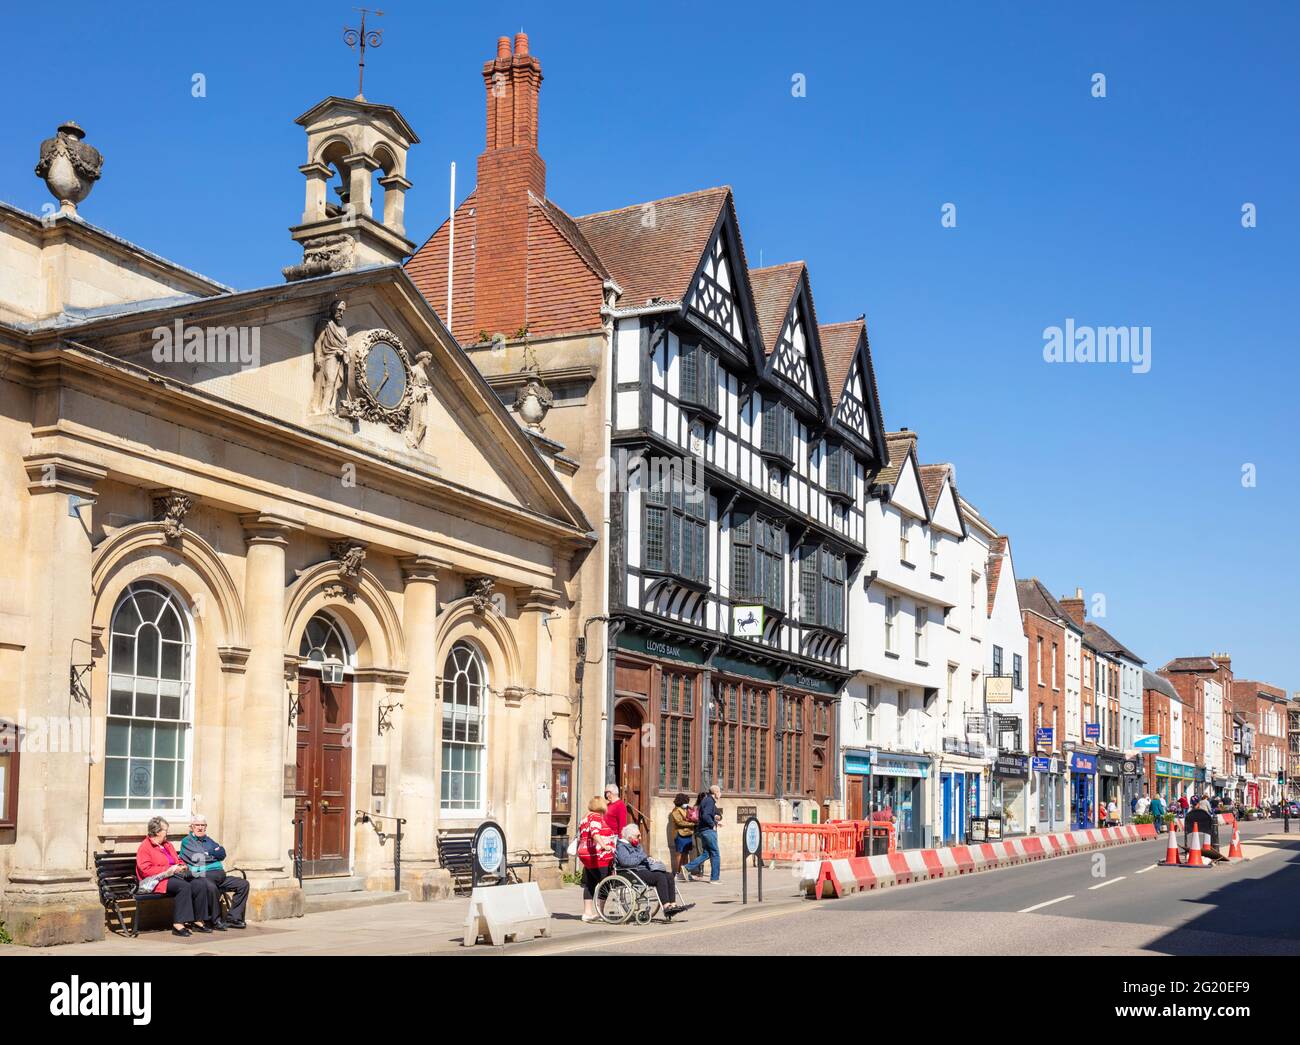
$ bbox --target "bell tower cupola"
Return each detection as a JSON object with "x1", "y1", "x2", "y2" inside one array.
[{"x1": 284, "y1": 96, "x2": 420, "y2": 282}]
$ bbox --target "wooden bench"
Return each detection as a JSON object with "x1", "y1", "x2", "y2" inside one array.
[
  {"x1": 94, "y1": 851, "x2": 248, "y2": 937},
  {"x1": 436, "y1": 832, "x2": 532, "y2": 895}
]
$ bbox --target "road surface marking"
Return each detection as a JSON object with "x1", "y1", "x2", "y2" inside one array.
[
  {"x1": 1088, "y1": 875, "x2": 1127, "y2": 890},
  {"x1": 1135, "y1": 864, "x2": 1158, "y2": 874},
  {"x1": 1018, "y1": 895, "x2": 1074, "y2": 913}
]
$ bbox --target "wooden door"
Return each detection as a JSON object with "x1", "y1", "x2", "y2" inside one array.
[
  {"x1": 295, "y1": 671, "x2": 353, "y2": 876},
  {"x1": 846, "y1": 775, "x2": 864, "y2": 821},
  {"x1": 811, "y1": 747, "x2": 831, "y2": 822},
  {"x1": 614, "y1": 700, "x2": 646, "y2": 830}
]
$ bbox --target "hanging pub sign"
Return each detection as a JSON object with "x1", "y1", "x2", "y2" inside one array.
[
  {"x1": 984, "y1": 675, "x2": 1014, "y2": 705},
  {"x1": 472, "y1": 820, "x2": 506, "y2": 888},
  {"x1": 732, "y1": 605, "x2": 764, "y2": 639}
]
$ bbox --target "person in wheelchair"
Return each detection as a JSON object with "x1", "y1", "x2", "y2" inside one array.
[{"x1": 615, "y1": 824, "x2": 693, "y2": 919}]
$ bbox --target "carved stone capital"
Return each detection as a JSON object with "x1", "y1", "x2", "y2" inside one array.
[
  {"x1": 398, "y1": 555, "x2": 446, "y2": 585},
  {"x1": 521, "y1": 587, "x2": 563, "y2": 614},
  {"x1": 218, "y1": 645, "x2": 252, "y2": 675},
  {"x1": 465, "y1": 576, "x2": 497, "y2": 616},
  {"x1": 502, "y1": 685, "x2": 527, "y2": 708},
  {"x1": 330, "y1": 539, "x2": 368, "y2": 579},
  {"x1": 240, "y1": 512, "x2": 301, "y2": 547},
  {"x1": 151, "y1": 489, "x2": 195, "y2": 540}
]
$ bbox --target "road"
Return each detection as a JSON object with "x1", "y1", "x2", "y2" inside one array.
[{"x1": 523, "y1": 821, "x2": 1300, "y2": 956}]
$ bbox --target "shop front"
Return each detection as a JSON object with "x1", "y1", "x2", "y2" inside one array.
[
  {"x1": 1122, "y1": 758, "x2": 1142, "y2": 820},
  {"x1": 1032, "y1": 755, "x2": 1067, "y2": 834},
  {"x1": 1096, "y1": 752, "x2": 1123, "y2": 822},
  {"x1": 991, "y1": 754, "x2": 1029, "y2": 836},
  {"x1": 1068, "y1": 751, "x2": 1097, "y2": 829},
  {"x1": 1154, "y1": 758, "x2": 1195, "y2": 802},
  {"x1": 845, "y1": 749, "x2": 931, "y2": 850}
]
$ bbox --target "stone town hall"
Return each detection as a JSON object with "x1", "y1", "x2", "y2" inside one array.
[{"x1": 0, "y1": 31, "x2": 890, "y2": 945}]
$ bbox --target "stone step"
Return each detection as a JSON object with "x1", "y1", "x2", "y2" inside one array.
[
  {"x1": 303, "y1": 889, "x2": 411, "y2": 914},
  {"x1": 301, "y1": 875, "x2": 369, "y2": 896}
]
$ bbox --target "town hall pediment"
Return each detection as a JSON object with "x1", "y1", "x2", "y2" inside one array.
[{"x1": 310, "y1": 298, "x2": 432, "y2": 450}]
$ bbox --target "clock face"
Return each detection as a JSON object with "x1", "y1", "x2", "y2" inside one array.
[{"x1": 364, "y1": 341, "x2": 407, "y2": 408}]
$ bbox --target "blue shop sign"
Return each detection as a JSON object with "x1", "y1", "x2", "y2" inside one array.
[
  {"x1": 1031, "y1": 756, "x2": 1053, "y2": 774},
  {"x1": 843, "y1": 749, "x2": 930, "y2": 778},
  {"x1": 1085, "y1": 722, "x2": 1101, "y2": 740},
  {"x1": 1070, "y1": 753, "x2": 1096, "y2": 773},
  {"x1": 1035, "y1": 727, "x2": 1054, "y2": 748}
]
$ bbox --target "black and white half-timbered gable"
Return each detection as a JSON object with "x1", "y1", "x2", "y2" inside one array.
[{"x1": 574, "y1": 186, "x2": 888, "y2": 823}]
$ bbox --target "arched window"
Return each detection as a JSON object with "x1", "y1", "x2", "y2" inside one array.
[
  {"x1": 298, "y1": 612, "x2": 353, "y2": 669},
  {"x1": 441, "y1": 642, "x2": 486, "y2": 813},
  {"x1": 105, "y1": 580, "x2": 192, "y2": 817}
]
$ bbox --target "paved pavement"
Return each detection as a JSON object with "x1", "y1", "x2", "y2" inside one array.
[
  {"x1": 11, "y1": 821, "x2": 1296, "y2": 955},
  {"x1": 517, "y1": 821, "x2": 1300, "y2": 956}
]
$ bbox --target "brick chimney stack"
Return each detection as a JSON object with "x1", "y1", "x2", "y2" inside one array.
[
  {"x1": 1059, "y1": 587, "x2": 1086, "y2": 629},
  {"x1": 475, "y1": 32, "x2": 545, "y2": 337}
]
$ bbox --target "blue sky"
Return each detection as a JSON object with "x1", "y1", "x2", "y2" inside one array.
[{"x1": 5, "y1": 2, "x2": 1297, "y2": 691}]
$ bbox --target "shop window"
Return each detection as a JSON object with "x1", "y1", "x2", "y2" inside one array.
[
  {"x1": 780, "y1": 694, "x2": 805, "y2": 795},
  {"x1": 658, "y1": 670, "x2": 696, "y2": 793},
  {"x1": 105, "y1": 580, "x2": 192, "y2": 818},
  {"x1": 710, "y1": 680, "x2": 771, "y2": 795}
]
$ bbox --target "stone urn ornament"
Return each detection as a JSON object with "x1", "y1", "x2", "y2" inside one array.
[
  {"x1": 35, "y1": 121, "x2": 103, "y2": 214},
  {"x1": 514, "y1": 375, "x2": 553, "y2": 432}
]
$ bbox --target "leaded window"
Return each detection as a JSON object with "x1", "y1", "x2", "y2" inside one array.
[
  {"x1": 730, "y1": 511, "x2": 785, "y2": 611},
  {"x1": 710, "y1": 681, "x2": 771, "y2": 795},
  {"x1": 760, "y1": 398, "x2": 793, "y2": 463},
  {"x1": 679, "y1": 340, "x2": 719, "y2": 416},
  {"x1": 825, "y1": 443, "x2": 855, "y2": 500},
  {"x1": 440, "y1": 642, "x2": 487, "y2": 812},
  {"x1": 644, "y1": 461, "x2": 707, "y2": 584},
  {"x1": 658, "y1": 671, "x2": 696, "y2": 793},
  {"x1": 106, "y1": 581, "x2": 192, "y2": 816}
]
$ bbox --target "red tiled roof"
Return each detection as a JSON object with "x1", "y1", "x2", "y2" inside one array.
[
  {"x1": 918, "y1": 464, "x2": 949, "y2": 511},
  {"x1": 748, "y1": 262, "x2": 804, "y2": 354},
  {"x1": 819, "y1": 320, "x2": 861, "y2": 407},
  {"x1": 405, "y1": 191, "x2": 609, "y2": 342},
  {"x1": 573, "y1": 186, "x2": 732, "y2": 309},
  {"x1": 1162, "y1": 657, "x2": 1224, "y2": 674},
  {"x1": 877, "y1": 430, "x2": 918, "y2": 485}
]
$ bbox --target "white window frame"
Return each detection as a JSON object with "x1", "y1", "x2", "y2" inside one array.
[
  {"x1": 914, "y1": 604, "x2": 927, "y2": 660},
  {"x1": 440, "y1": 641, "x2": 489, "y2": 816},
  {"x1": 104, "y1": 579, "x2": 195, "y2": 824},
  {"x1": 885, "y1": 595, "x2": 899, "y2": 653}
]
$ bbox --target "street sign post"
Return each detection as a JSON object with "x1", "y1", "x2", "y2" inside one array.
[
  {"x1": 471, "y1": 820, "x2": 506, "y2": 889},
  {"x1": 741, "y1": 815, "x2": 763, "y2": 904}
]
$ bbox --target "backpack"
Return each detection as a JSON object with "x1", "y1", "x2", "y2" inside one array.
[{"x1": 685, "y1": 806, "x2": 700, "y2": 824}]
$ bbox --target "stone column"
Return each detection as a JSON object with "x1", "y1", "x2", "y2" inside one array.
[
  {"x1": 395, "y1": 555, "x2": 448, "y2": 899},
  {"x1": 299, "y1": 161, "x2": 333, "y2": 224},
  {"x1": 5, "y1": 454, "x2": 106, "y2": 945},
  {"x1": 237, "y1": 512, "x2": 303, "y2": 920},
  {"x1": 518, "y1": 587, "x2": 563, "y2": 885}
]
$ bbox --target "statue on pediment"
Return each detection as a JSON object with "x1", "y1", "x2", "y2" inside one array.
[
  {"x1": 310, "y1": 299, "x2": 350, "y2": 416},
  {"x1": 405, "y1": 351, "x2": 432, "y2": 449}
]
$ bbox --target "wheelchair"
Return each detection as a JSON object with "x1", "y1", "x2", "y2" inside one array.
[{"x1": 592, "y1": 868, "x2": 672, "y2": 925}]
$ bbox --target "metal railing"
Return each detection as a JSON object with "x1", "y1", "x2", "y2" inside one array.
[{"x1": 357, "y1": 811, "x2": 407, "y2": 891}]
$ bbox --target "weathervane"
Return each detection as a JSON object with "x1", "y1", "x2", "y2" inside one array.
[{"x1": 343, "y1": 7, "x2": 384, "y2": 99}]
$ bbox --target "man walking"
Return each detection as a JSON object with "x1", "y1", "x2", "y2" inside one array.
[{"x1": 685, "y1": 784, "x2": 722, "y2": 883}]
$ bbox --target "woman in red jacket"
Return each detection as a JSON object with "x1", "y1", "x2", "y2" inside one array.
[
  {"x1": 576, "y1": 797, "x2": 617, "y2": 923},
  {"x1": 136, "y1": 816, "x2": 219, "y2": 937}
]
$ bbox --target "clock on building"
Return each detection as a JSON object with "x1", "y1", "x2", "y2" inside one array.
[{"x1": 344, "y1": 328, "x2": 415, "y2": 430}]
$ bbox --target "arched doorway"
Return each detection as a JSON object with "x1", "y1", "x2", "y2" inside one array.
[
  {"x1": 295, "y1": 612, "x2": 355, "y2": 877},
  {"x1": 614, "y1": 700, "x2": 647, "y2": 832}
]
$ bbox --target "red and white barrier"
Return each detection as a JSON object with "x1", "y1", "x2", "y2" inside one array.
[{"x1": 799, "y1": 823, "x2": 1158, "y2": 898}]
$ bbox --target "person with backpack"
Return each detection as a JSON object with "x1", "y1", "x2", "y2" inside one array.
[
  {"x1": 684, "y1": 784, "x2": 722, "y2": 883},
  {"x1": 669, "y1": 792, "x2": 696, "y2": 881}
]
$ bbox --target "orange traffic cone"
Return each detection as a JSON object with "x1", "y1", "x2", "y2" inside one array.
[
  {"x1": 1162, "y1": 827, "x2": 1180, "y2": 866},
  {"x1": 1228, "y1": 823, "x2": 1244, "y2": 860},
  {"x1": 1185, "y1": 829, "x2": 1207, "y2": 867}
]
